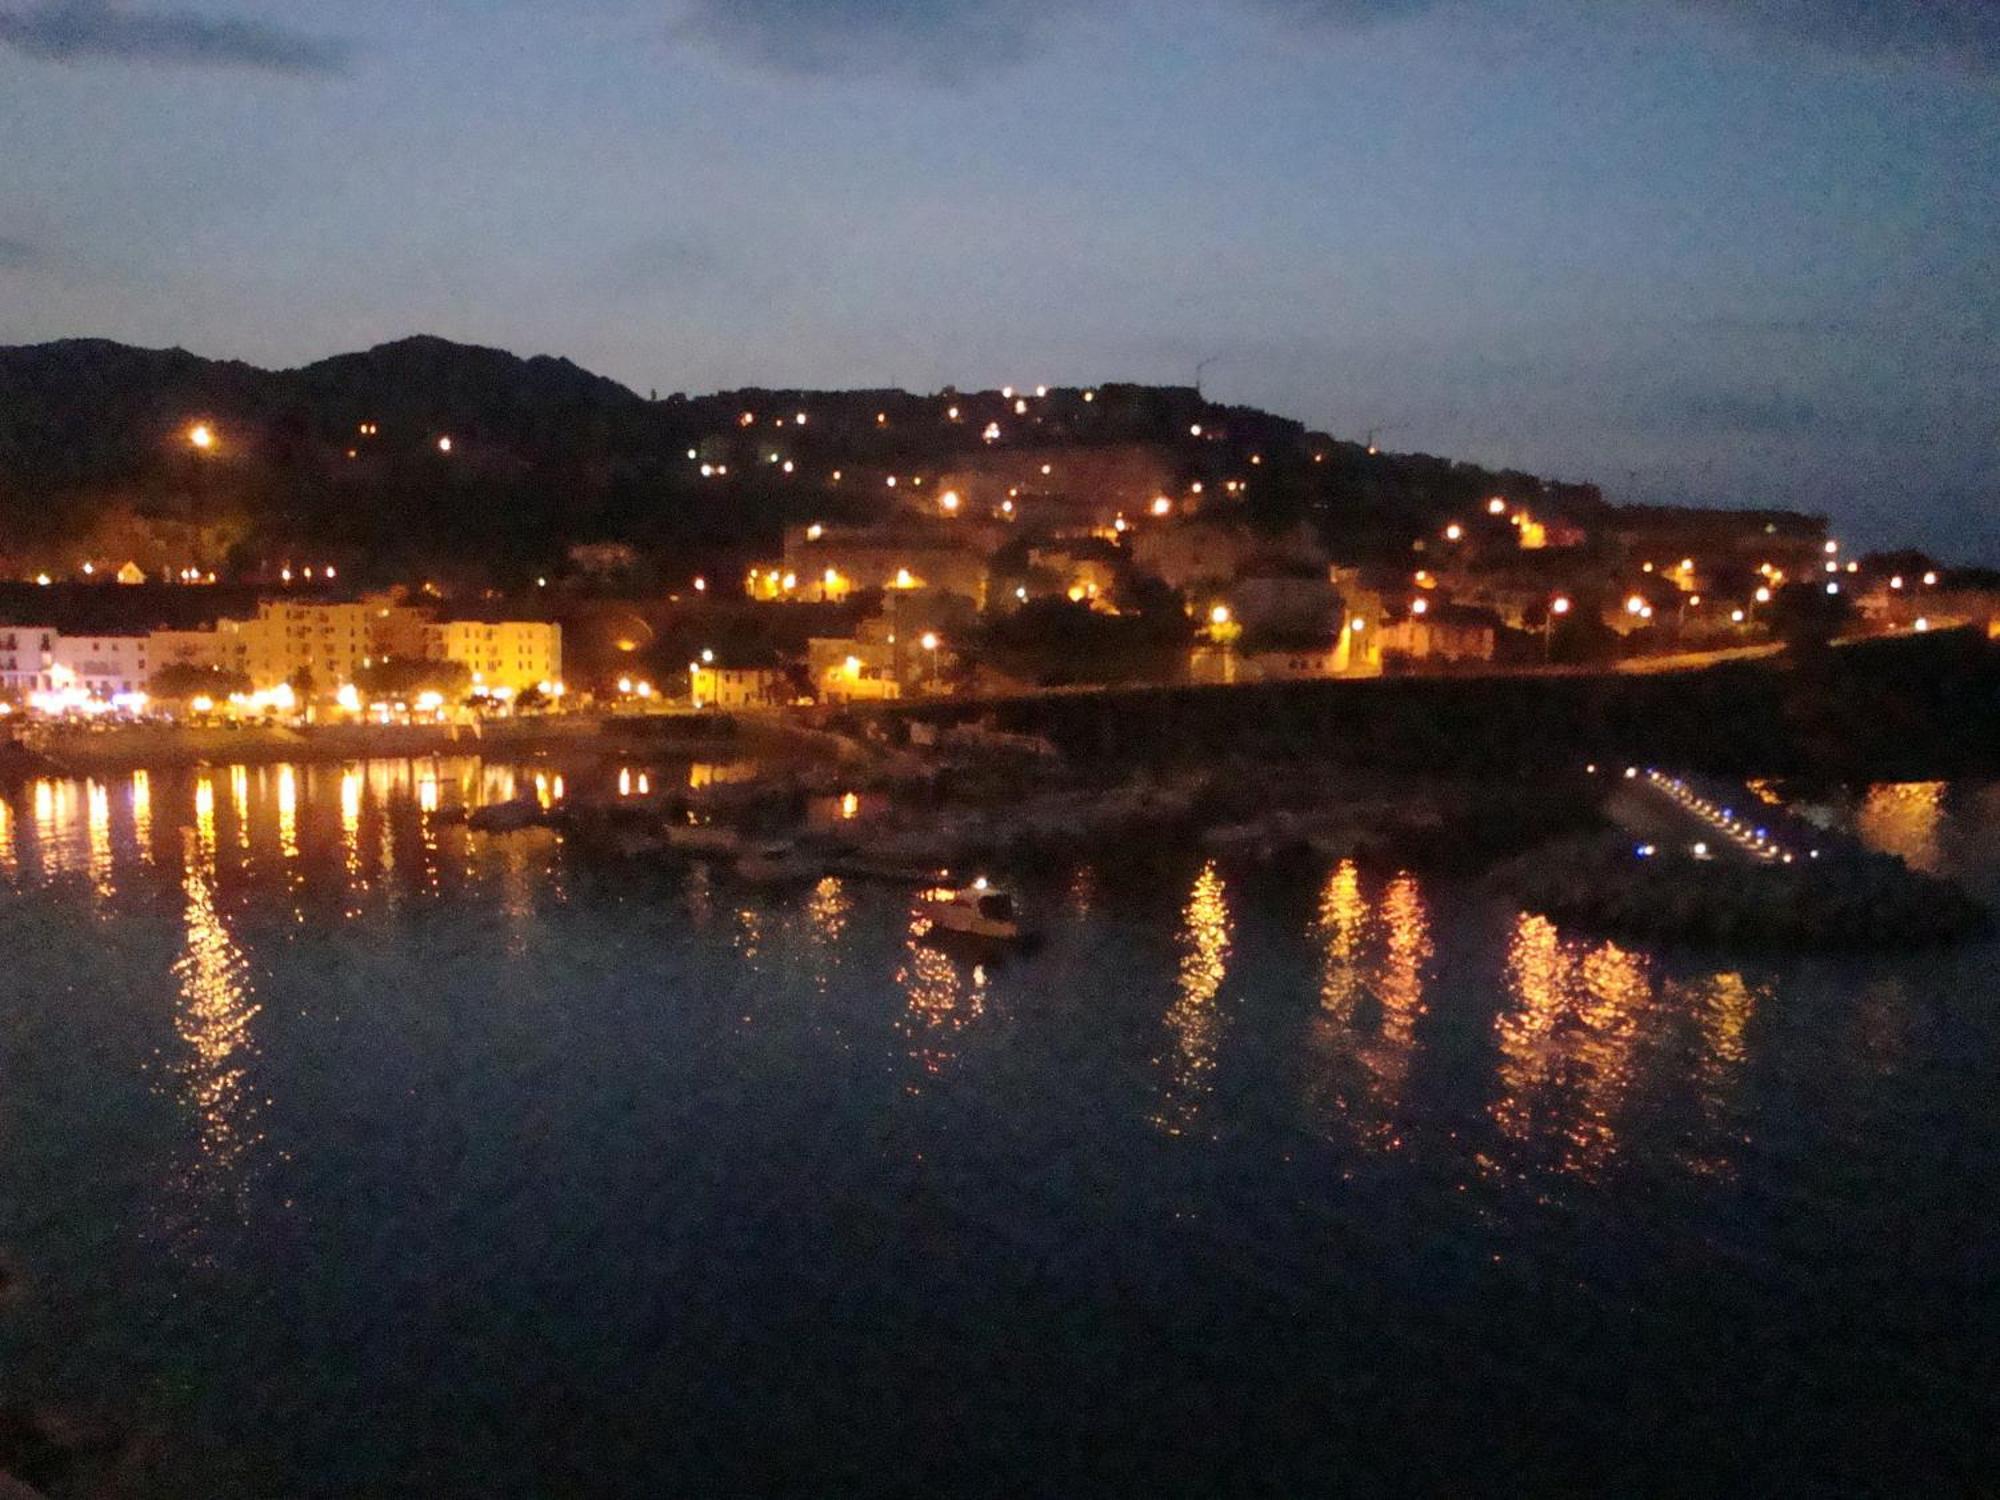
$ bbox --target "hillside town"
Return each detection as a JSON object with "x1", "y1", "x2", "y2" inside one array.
[{"x1": 2, "y1": 372, "x2": 1997, "y2": 730}]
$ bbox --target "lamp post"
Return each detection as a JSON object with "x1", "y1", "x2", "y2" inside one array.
[{"x1": 1545, "y1": 595, "x2": 1571, "y2": 661}]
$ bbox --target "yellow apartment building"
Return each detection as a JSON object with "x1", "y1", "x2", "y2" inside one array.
[{"x1": 423, "y1": 620, "x2": 563, "y2": 694}]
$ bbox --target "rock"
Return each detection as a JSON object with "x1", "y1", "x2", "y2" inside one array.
[{"x1": 467, "y1": 797, "x2": 542, "y2": 833}]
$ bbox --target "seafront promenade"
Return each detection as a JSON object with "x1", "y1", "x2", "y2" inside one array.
[{"x1": 0, "y1": 714, "x2": 667, "y2": 777}]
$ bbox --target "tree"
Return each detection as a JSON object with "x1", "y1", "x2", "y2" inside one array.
[
  {"x1": 148, "y1": 663, "x2": 250, "y2": 701},
  {"x1": 354, "y1": 656, "x2": 472, "y2": 700},
  {"x1": 1767, "y1": 582, "x2": 1854, "y2": 654},
  {"x1": 1112, "y1": 565, "x2": 1185, "y2": 621},
  {"x1": 981, "y1": 597, "x2": 1192, "y2": 687}
]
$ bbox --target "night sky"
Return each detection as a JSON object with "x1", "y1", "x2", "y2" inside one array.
[{"x1": 2, "y1": 0, "x2": 1995, "y2": 556}]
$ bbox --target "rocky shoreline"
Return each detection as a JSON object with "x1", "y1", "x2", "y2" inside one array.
[
  {"x1": 551, "y1": 730, "x2": 1995, "y2": 951},
  {"x1": 555, "y1": 723, "x2": 1606, "y2": 885}
]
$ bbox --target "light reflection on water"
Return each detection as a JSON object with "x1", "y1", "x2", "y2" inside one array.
[
  {"x1": 0, "y1": 765, "x2": 1968, "y2": 1188},
  {"x1": 166, "y1": 811, "x2": 264, "y2": 1261},
  {"x1": 34, "y1": 778, "x2": 60, "y2": 880},
  {"x1": 1154, "y1": 860, "x2": 1231, "y2": 1137},
  {"x1": 340, "y1": 767, "x2": 364, "y2": 889},
  {"x1": 229, "y1": 765, "x2": 250, "y2": 862},
  {"x1": 1305, "y1": 861, "x2": 1431, "y2": 1150},
  {"x1": 132, "y1": 767, "x2": 152, "y2": 863},
  {"x1": 276, "y1": 764, "x2": 300, "y2": 860},
  {"x1": 805, "y1": 875, "x2": 853, "y2": 982},
  {"x1": 0, "y1": 763, "x2": 1995, "y2": 1495},
  {"x1": 87, "y1": 779, "x2": 114, "y2": 898},
  {"x1": 896, "y1": 907, "x2": 985, "y2": 1085},
  {"x1": 1493, "y1": 913, "x2": 1656, "y2": 1180}
]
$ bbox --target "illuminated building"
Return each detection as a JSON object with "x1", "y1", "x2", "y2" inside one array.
[
  {"x1": 423, "y1": 620, "x2": 563, "y2": 695},
  {"x1": 689, "y1": 661, "x2": 788, "y2": 709},
  {"x1": 50, "y1": 633, "x2": 153, "y2": 698},
  {"x1": 1376, "y1": 601, "x2": 1499, "y2": 665},
  {"x1": 229, "y1": 598, "x2": 432, "y2": 693},
  {"x1": 230, "y1": 601, "x2": 376, "y2": 691},
  {"x1": 779, "y1": 524, "x2": 990, "y2": 607},
  {"x1": 0, "y1": 627, "x2": 58, "y2": 695},
  {"x1": 150, "y1": 627, "x2": 247, "y2": 677},
  {"x1": 807, "y1": 637, "x2": 902, "y2": 703}
]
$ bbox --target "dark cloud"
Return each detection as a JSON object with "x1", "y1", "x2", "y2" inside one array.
[
  {"x1": 1664, "y1": 385, "x2": 1820, "y2": 437},
  {"x1": 0, "y1": 237, "x2": 41, "y2": 268},
  {"x1": 0, "y1": 0, "x2": 350, "y2": 75},
  {"x1": 1255, "y1": 0, "x2": 2000, "y2": 75},
  {"x1": 1676, "y1": 0, "x2": 2000, "y2": 77},
  {"x1": 673, "y1": 0, "x2": 2000, "y2": 80},
  {"x1": 604, "y1": 232, "x2": 732, "y2": 297},
  {"x1": 1252, "y1": 0, "x2": 1449, "y2": 25},
  {"x1": 603, "y1": 227, "x2": 814, "y2": 306},
  {"x1": 673, "y1": 0, "x2": 1441, "y2": 76},
  {"x1": 672, "y1": 0, "x2": 1069, "y2": 78}
]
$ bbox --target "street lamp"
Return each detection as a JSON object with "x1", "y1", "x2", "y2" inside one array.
[
  {"x1": 188, "y1": 423, "x2": 216, "y2": 452},
  {"x1": 1545, "y1": 596, "x2": 1571, "y2": 660}
]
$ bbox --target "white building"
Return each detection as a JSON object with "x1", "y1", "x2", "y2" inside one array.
[
  {"x1": 50, "y1": 634, "x2": 153, "y2": 699},
  {"x1": 0, "y1": 626, "x2": 57, "y2": 696}
]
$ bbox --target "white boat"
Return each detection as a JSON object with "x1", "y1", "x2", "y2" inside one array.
[
  {"x1": 918, "y1": 879, "x2": 1027, "y2": 942},
  {"x1": 733, "y1": 841, "x2": 819, "y2": 885}
]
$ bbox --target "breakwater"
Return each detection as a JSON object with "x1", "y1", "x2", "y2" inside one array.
[
  {"x1": 881, "y1": 633, "x2": 2000, "y2": 779},
  {"x1": 1493, "y1": 831, "x2": 1990, "y2": 949}
]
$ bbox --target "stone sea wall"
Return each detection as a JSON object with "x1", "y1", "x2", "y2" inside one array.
[{"x1": 889, "y1": 633, "x2": 2000, "y2": 781}]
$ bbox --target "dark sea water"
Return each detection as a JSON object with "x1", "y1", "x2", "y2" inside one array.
[{"x1": 0, "y1": 761, "x2": 1995, "y2": 1497}]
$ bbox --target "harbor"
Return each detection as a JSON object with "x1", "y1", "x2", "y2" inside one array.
[{"x1": 0, "y1": 753, "x2": 1995, "y2": 1495}]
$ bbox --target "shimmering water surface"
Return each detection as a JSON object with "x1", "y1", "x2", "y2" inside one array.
[{"x1": 1, "y1": 760, "x2": 1996, "y2": 1496}]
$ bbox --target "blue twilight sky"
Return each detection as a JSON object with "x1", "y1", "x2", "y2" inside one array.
[{"x1": 1, "y1": 0, "x2": 1995, "y2": 555}]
